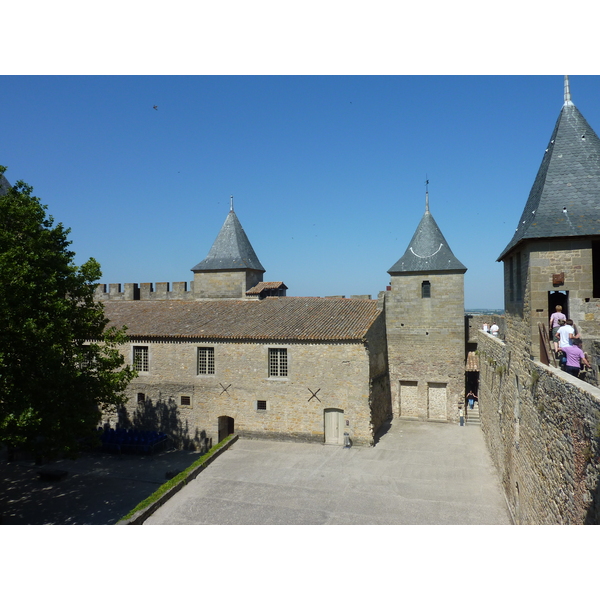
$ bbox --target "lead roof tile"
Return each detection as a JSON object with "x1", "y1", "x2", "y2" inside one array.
[
  {"x1": 191, "y1": 210, "x2": 265, "y2": 272},
  {"x1": 499, "y1": 101, "x2": 600, "y2": 260},
  {"x1": 388, "y1": 208, "x2": 466, "y2": 274}
]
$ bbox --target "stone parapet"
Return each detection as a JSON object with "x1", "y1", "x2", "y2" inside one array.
[
  {"x1": 94, "y1": 282, "x2": 195, "y2": 301},
  {"x1": 477, "y1": 329, "x2": 600, "y2": 524}
]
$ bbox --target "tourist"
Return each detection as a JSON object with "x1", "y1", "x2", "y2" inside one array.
[
  {"x1": 466, "y1": 391, "x2": 478, "y2": 409},
  {"x1": 490, "y1": 322, "x2": 499, "y2": 336},
  {"x1": 557, "y1": 319, "x2": 575, "y2": 349},
  {"x1": 549, "y1": 305, "x2": 566, "y2": 353},
  {"x1": 482, "y1": 322, "x2": 489, "y2": 333},
  {"x1": 561, "y1": 339, "x2": 590, "y2": 377}
]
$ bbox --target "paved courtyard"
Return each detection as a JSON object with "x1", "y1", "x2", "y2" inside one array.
[
  {"x1": 0, "y1": 419, "x2": 511, "y2": 525},
  {"x1": 146, "y1": 420, "x2": 512, "y2": 525}
]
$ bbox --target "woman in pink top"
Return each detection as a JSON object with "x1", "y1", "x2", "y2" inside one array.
[{"x1": 550, "y1": 305, "x2": 566, "y2": 352}]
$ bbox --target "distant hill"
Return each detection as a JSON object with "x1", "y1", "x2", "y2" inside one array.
[{"x1": 465, "y1": 308, "x2": 504, "y2": 315}]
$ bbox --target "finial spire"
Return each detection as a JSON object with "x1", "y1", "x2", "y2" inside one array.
[
  {"x1": 425, "y1": 175, "x2": 430, "y2": 214},
  {"x1": 230, "y1": 195, "x2": 234, "y2": 212},
  {"x1": 564, "y1": 75, "x2": 573, "y2": 106}
]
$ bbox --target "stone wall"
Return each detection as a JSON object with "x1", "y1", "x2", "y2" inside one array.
[
  {"x1": 503, "y1": 240, "x2": 596, "y2": 360},
  {"x1": 365, "y1": 312, "x2": 393, "y2": 435},
  {"x1": 193, "y1": 269, "x2": 262, "y2": 299},
  {"x1": 384, "y1": 271, "x2": 465, "y2": 423},
  {"x1": 105, "y1": 337, "x2": 387, "y2": 448},
  {"x1": 477, "y1": 329, "x2": 600, "y2": 524},
  {"x1": 466, "y1": 314, "x2": 505, "y2": 343},
  {"x1": 95, "y1": 282, "x2": 195, "y2": 302}
]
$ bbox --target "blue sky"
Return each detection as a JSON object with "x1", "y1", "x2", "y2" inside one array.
[
  {"x1": 3, "y1": 0, "x2": 595, "y2": 589},
  {"x1": 3, "y1": 75, "x2": 600, "y2": 308}
]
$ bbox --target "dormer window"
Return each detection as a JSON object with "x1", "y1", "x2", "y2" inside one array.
[{"x1": 422, "y1": 280, "x2": 431, "y2": 298}]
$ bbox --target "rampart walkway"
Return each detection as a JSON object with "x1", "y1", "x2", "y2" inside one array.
[{"x1": 145, "y1": 420, "x2": 511, "y2": 525}]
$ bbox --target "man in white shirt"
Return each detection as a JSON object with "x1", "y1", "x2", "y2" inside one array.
[
  {"x1": 557, "y1": 319, "x2": 575, "y2": 348},
  {"x1": 490, "y1": 322, "x2": 499, "y2": 336}
]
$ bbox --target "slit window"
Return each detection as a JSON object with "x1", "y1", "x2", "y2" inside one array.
[{"x1": 422, "y1": 280, "x2": 431, "y2": 298}]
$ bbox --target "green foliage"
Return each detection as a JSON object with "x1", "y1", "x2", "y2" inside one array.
[
  {"x1": 118, "y1": 435, "x2": 234, "y2": 523},
  {"x1": 0, "y1": 166, "x2": 136, "y2": 458}
]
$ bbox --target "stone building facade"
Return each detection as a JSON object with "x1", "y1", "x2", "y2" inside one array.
[
  {"x1": 102, "y1": 297, "x2": 391, "y2": 447},
  {"x1": 96, "y1": 205, "x2": 394, "y2": 447},
  {"x1": 96, "y1": 180, "x2": 468, "y2": 445},
  {"x1": 381, "y1": 194, "x2": 467, "y2": 423},
  {"x1": 478, "y1": 77, "x2": 600, "y2": 523}
]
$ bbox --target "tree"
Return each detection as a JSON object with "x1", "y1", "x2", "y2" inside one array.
[{"x1": 0, "y1": 166, "x2": 136, "y2": 458}]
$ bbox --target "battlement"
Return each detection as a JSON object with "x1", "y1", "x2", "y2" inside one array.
[{"x1": 94, "y1": 282, "x2": 195, "y2": 301}]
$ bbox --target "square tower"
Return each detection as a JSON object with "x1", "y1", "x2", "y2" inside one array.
[{"x1": 384, "y1": 194, "x2": 467, "y2": 422}]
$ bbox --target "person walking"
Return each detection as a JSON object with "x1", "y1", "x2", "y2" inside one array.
[
  {"x1": 466, "y1": 391, "x2": 478, "y2": 410},
  {"x1": 561, "y1": 339, "x2": 590, "y2": 377},
  {"x1": 549, "y1": 305, "x2": 566, "y2": 353},
  {"x1": 557, "y1": 319, "x2": 575, "y2": 349}
]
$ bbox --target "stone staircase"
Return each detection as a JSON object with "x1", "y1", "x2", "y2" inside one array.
[{"x1": 466, "y1": 403, "x2": 481, "y2": 426}]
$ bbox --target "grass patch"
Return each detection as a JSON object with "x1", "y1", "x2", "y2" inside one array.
[{"x1": 118, "y1": 434, "x2": 234, "y2": 523}]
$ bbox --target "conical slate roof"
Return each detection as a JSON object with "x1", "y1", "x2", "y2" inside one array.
[
  {"x1": 499, "y1": 78, "x2": 600, "y2": 260},
  {"x1": 191, "y1": 209, "x2": 265, "y2": 272},
  {"x1": 0, "y1": 173, "x2": 11, "y2": 196},
  {"x1": 388, "y1": 198, "x2": 466, "y2": 274}
]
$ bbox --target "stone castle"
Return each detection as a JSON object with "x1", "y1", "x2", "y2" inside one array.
[{"x1": 94, "y1": 76, "x2": 600, "y2": 523}]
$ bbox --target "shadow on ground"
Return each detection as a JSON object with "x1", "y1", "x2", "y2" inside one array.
[{"x1": 0, "y1": 448, "x2": 203, "y2": 525}]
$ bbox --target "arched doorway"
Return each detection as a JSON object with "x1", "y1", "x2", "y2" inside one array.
[{"x1": 218, "y1": 416, "x2": 234, "y2": 442}]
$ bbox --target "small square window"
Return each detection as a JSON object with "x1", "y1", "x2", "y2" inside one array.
[
  {"x1": 257, "y1": 400, "x2": 267, "y2": 411},
  {"x1": 137, "y1": 392, "x2": 146, "y2": 403},
  {"x1": 180, "y1": 396, "x2": 191, "y2": 406},
  {"x1": 269, "y1": 348, "x2": 288, "y2": 377},
  {"x1": 197, "y1": 347, "x2": 215, "y2": 375}
]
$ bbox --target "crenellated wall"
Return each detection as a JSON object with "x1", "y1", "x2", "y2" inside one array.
[
  {"x1": 95, "y1": 282, "x2": 195, "y2": 301},
  {"x1": 477, "y1": 329, "x2": 600, "y2": 524}
]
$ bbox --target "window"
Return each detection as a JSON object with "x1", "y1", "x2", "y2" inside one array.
[
  {"x1": 257, "y1": 400, "x2": 267, "y2": 411},
  {"x1": 508, "y1": 256, "x2": 514, "y2": 302},
  {"x1": 180, "y1": 396, "x2": 191, "y2": 406},
  {"x1": 269, "y1": 348, "x2": 288, "y2": 377},
  {"x1": 137, "y1": 392, "x2": 146, "y2": 403},
  {"x1": 421, "y1": 280, "x2": 431, "y2": 298},
  {"x1": 197, "y1": 347, "x2": 215, "y2": 375},
  {"x1": 516, "y1": 252, "x2": 522, "y2": 301},
  {"x1": 133, "y1": 346, "x2": 149, "y2": 372}
]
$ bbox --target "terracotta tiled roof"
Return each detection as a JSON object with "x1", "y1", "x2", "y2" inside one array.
[
  {"x1": 102, "y1": 297, "x2": 381, "y2": 341},
  {"x1": 465, "y1": 351, "x2": 479, "y2": 372},
  {"x1": 246, "y1": 281, "x2": 287, "y2": 295}
]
